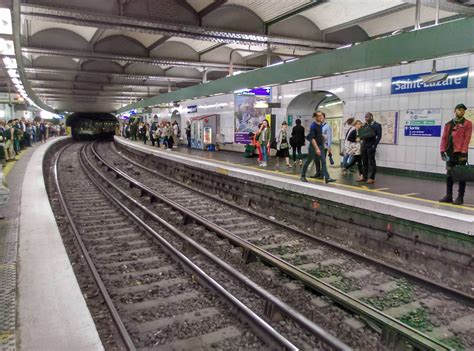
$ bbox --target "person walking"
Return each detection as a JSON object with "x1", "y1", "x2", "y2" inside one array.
[
  {"x1": 343, "y1": 120, "x2": 364, "y2": 177},
  {"x1": 359, "y1": 112, "x2": 382, "y2": 184},
  {"x1": 439, "y1": 103, "x2": 472, "y2": 205},
  {"x1": 275, "y1": 121, "x2": 292, "y2": 169},
  {"x1": 257, "y1": 120, "x2": 270, "y2": 167},
  {"x1": 301, "y1": 111, "x2": 335, "y2": 183},
  {"x1": 341, "y1": 118, "x2": 355, "y2": 172},
  {"x1": 290, "y1": 118, "x2": 305, "y2": 167},
  {"x1": 312, "y1": 112, "x2": 332, "y2": 178}
]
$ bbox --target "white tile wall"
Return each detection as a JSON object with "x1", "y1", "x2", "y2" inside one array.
[{"x1": 172, "y1": 53, "x2": 474, "y2": 175}]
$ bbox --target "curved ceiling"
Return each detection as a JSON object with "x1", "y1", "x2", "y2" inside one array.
[{"x1": 8, "y1": 0, "x2": 464, "y2": 112}]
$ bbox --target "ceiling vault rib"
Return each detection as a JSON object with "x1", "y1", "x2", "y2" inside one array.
[
  {"x1": 20, "y1": 4, "x2": 340, "y2": 50},
  {"x1": 22, "y1": 46, "x2": 259, "y2": 70}
]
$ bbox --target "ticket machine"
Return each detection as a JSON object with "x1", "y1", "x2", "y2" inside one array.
[{"x1": 190, "y1": 114, "x2": 219, "y2": 150}]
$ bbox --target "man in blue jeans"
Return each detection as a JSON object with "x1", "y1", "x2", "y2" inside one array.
[{"x1": 301, "y1": 111, "x2": 336, "y2": 184}]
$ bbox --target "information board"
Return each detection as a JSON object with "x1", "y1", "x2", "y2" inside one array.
[
  {"x1": 402, "y1": 109, "x2": 442, "y2": 137},
  {"x1": 353, "y1": 111, "x2": 398, "y2": 144}
]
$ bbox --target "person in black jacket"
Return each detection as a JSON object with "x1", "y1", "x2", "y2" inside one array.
[
  {"x1": 359, "y1": 112, "x2": 382, "y2": 184},
  {"x1": 290, "y1": 118, "x2": 305, "y2": 166}
]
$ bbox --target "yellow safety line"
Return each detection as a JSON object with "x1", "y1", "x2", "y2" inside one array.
[
  {"x1": 402, "y1": 193, "x2": 420, "y2": 196},
  {"x1": 374, "y1": 188, "x2": 390, "y2": 191},
  {"x1": 129, "y1": 141, "x2": 474, "y2": 212},
  {"x1": 3, "y1": 149, "x2": 27, "y2": 177}
]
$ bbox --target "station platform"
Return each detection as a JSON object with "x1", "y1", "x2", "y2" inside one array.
[
  {"x1": 116, "y1": 137, "x2": 474, "y2": 236},
  {"x1": 0, "y1": 137, "x2": 103, "y2": 351}
]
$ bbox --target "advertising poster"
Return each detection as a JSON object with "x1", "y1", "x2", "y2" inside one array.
[
  {"x1": 465, "y1": 108, "x2": 474, "y2": 148},
  {"x1": 234, "y1": 88, "x2": 271, "y2": 144},
  {"x1": 403, "y1": 109, "x2": 442, "y2": 137}
]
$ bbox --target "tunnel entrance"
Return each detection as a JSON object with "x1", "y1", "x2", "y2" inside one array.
[{"x1": 287, "y1": 91, "x2": 343, "y2": 166}]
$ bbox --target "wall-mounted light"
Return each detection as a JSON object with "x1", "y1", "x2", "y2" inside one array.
[{"x1": 0, "y1": 8, "x2": 12, "y2": 35}]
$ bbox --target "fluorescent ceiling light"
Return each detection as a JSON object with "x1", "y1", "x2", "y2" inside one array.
[
  {"x1": 7, "y1": 69, "x2": 18, "y2": 78},
  {"x1": 2, "y1": 57, "x2": 16, "y2": 68},
  {"x1": 11, "y1": 77, "x2": 20, "y2": 85},
  {"x1": 0, "y1": 38, "x2": 14, "y2": 55},
  {"x1": 0, "y1": 8, "x2": 12, "y2": 35}
]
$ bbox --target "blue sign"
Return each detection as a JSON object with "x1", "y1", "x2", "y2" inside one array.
[
  {"x1": 187, "y1": 105, "x2": 197, "y2": 113},
  {"x1": 391, "y1": 67, "x2": 468, "y2": 94},
  {"x1": 236, "y1": 87, "x2": 271, "y2": 96},
  {"x1": 404, "y1": 125, "x2": 441, "y2": 137}
]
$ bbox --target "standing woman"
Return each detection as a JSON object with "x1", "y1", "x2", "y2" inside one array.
[
  {"x1": 276, "y1": 121, "x2": 292, "y2": 168},
  {"x1": 257, "y1": 120, "x2": 270, "y2": 167},
  {"x1": 343, "y1": 120, "x2": 364, "y2": 178},
  {"x1": 341, "y1": 118, "x2": 355, "y2": 172},
  {"x1": 290, "y1": 118, "x2": 305, "y2": 166},
  {"x1": 254, "y1": 122, "x2": 263, "y2": 166}
]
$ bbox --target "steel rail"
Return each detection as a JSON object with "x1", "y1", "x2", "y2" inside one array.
[
  {"x1": 95, "y1": 142, "x2": 452, "y2": 351},
  {"x1": 83, "y1": 141, "x2": 350, "y2": 350},
  {"x1": 79, "y1": 143, "x2": 300, "y2": 351},
  {"x1": 53, "y1": 143, "x2": 136, "y2": 351},
  {"x1": 113, "y1": 143, "x2": 474, "y2": 307},
  {"x1": 113, "y1": 144, "x2": 474, "y2": 306}
]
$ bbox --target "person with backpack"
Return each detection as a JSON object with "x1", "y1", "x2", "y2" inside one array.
[
  {"x1": 341, "y1": 117, "x2": 355, "y2": 172},
  {"x1": 290, "y1": 118, "x2": 305, "y2": 167},
  {"x1": 358, "y1": 112, "x2": 382, "y2": 184},
  {"x1": 301, "y1": 111, "x2": 335, "y2": 183},
  {"x1": 275, "y1": 121, "x2": 292, "y2": 169},
  {"x1": 439, "y1": 103, "x2": 472, "y2": 205},
  {"x1": 343, "y1": 120, "x2": 364, "y2": 177}
]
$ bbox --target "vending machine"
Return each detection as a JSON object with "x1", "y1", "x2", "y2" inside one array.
[{"x1": 190, "y1": 114, "x2": 219, "y2": 150}]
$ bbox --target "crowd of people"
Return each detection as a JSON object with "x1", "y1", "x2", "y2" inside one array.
[
  {"x1": 249, "y1": 111, "x2": 383, "y2": 185},
  {"x1": 121, "y1": 119, "x2": 187, "y2": 150},
  {"x1": 0, "y1": 118, "x2": 65, "y2": 162}
]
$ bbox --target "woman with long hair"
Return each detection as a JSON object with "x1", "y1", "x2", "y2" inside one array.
[
  {"x1": 256, "y1": 120, "x2": 270, "y2": 167},
  {"x1": 276, "y1": 121, "x2": 292, "y2": 168}
]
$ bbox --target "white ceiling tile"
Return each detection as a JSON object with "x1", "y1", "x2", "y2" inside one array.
[{"x1": 301, "y1": 0, "x2": 405, "y2": 30}]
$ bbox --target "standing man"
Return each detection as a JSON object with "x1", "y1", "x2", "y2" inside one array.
[
  {"x1": 439, "y1": 103, "x2": 472, "y2": 205},
  {"x1": 312, "y1": 113, "x2": 332, "y2": 178},
  {"x1": 359, "y1": 112, "x2": 382, "y2": 184},
  {"x1": 186, "y1": 121, "x2": 192, "y2": 148},
  {"x1": 301, "y1": 111, "x2": 335, "y2": 184}
]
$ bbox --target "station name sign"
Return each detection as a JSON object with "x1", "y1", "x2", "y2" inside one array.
[{"x1": 391, "y1": 67, "x2": 468, "y2": 94}]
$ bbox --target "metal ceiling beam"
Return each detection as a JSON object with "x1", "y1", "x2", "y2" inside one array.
[
  {"x1": 148, "y1": 36, "x2": 171, "y2": 52},
  {"x1": 198, "y1": 0, "x2": 227, "y2": 18},
  {"x1": 22, "y1": 46, "x2": 258, "y2": 70},
  {"x1": 322, "y1": 3, "x2": 413, "y2": 35},
  {"x1": 20, "y1": 4, "x2": 340, "y2": 51},
  {"x1": 265, "y1": 0, "x2": 327, "y2": 27},
  {"x1": 24, "y1": 67, "x2": 203, "y2": 82},
  {"x1": 27, "y1": 78, "x2": 175, "y2": 90},
  {"x1": 32, "y1": 88, "x2": 162, "y2": 96},
  {"x1": 117, "y1": 15, "x2": 474, "y2": 113}
]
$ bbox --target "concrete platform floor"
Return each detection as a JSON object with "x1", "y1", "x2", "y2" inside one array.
[{"x1": 132, "y1": 139, "x2": 474, "y2": 215}]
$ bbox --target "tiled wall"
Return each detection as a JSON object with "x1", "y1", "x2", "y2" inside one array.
[
  {"x1": 174, "y1": 53, "x2": 474, "y2": 175},
  {"x1": 273, "y1": 53, "x2": 474, "y2": 174}
]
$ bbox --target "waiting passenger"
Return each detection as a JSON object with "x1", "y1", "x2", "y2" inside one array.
[
  {"x1": 301, "y1": 111, "x2": 335, "y2": 183},
  {"x1": 185, "y1": 121, "x2": 191, "y2": 148},
  {"x1": 165, "y1": 121, "x2": 174, "y2": 150},
  {"x1": 149, "y1": 120, "x2": 157, "y2": 146},
  {"x1": 290, "y1": 118, "x2": 305, "y2": 167},
  {"x1": 315, "y1": 113, "x2": 332, "y2": 178},
  {"x1": 358, "y1": 112, "x2": 382, "y2": 184},
  {"x1": 276, "y1": 121, "x2": 292, "y2": 169},
  {"x1": 257, "y1": 120, "x2": 270, "y2": 167},
  {"x1": 341, "y1": 117, "x2": 355, "y2": 170},
  {"x1": 172, "y1": 121, "x2": 180, "y2": 147},
  {"x1": 439, "y1": 103, "x2": 472, "y2": 205},
  {"x1": 343, "y1": 120, "x2": 363, "y2": 177},
  {"x1": 4, "y1": 121, "x2": 16, "y2": 161}
]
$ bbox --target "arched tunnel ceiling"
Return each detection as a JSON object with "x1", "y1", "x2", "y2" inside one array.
[{"x1": 14, "y1": 0, "x2": 463, "y2": 113}]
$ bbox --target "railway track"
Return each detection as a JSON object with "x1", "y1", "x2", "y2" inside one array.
[
  {"x1": 53, "y1": 142, "x2": 352, "y2": 350},
  {"x1": 92, "y1": 140, "x2": 474, "y2": 351}
]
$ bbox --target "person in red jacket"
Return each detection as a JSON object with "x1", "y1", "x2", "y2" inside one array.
[{"x1": 439, "y1": 103, "x2": 472, "y2": 205}]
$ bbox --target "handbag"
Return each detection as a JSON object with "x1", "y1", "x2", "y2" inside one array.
[
  {"x1": 358, "y1": 125, "x2": 376, "y2": 140},
  {"x1": 451, "y1": 162, "x2": 474, "y2": 182}
]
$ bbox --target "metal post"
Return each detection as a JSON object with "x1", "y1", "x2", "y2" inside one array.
[
  {"x1": 414, "y1": 0, "x2": 421, "y2": 30},
  {"x1": 435, "y1": 0, "x2": 440, "y2": 25}
]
